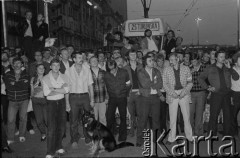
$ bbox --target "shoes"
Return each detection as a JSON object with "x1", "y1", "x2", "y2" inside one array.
[
  {"x1": 41, "y1": 135, "x2": 46, "y2": 142},
  {"x1": 71, "y1": 142, "x2": 78, "y2": 149},
  {"x1": 29, "y1": 129, "x2": 35, "y2": 135},
  {"x1": 56, "y1": 149, "x2": 66, "y2": 156},
  {"x1": 45, "y1": 154, "x2": 53, "y2": 158},
  {"x1": 15, "y1": 131, "x2": 19, "y2": 136},
  {"x1": 2, "y1": 146, "x2": 13, "y2": 153},
  {"x1": 19, "y1": 137, "x2": 26, "y2": 142}
]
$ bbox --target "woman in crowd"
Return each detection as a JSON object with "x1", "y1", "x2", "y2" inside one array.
[{"x1": 30, "y1": 63, "x2": 47, "y2": 141}]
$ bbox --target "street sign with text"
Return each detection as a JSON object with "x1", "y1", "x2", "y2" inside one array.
[{"x1": 123, "y1": 18, "x2": 165, "y2": 37}]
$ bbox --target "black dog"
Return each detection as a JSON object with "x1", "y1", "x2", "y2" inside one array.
[{"x1": 82, "y1": 111, "x2": 134, "y2": 156}]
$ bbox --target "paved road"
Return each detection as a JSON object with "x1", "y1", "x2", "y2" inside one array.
[{"x1": 2, "y1": 123, "x2": 240, "y2": 158}]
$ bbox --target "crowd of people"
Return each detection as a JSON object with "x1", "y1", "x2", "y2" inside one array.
[{"x1": 1, "y1": 11, "x2": 240, "y2": 158}]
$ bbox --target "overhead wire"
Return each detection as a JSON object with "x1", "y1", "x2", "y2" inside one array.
[{"x1": 174, "y1": 0, "x2": 198, "y2": 30}]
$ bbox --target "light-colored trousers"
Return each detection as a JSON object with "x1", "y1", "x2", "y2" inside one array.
[
  {"x1": 93, "y1": 102, "x2": 107, "y2": 126},
  {"x1": 168, "y1": 90, "x2": 193, "y2": 142}
]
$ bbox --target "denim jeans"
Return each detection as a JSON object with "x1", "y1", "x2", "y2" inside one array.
[
  {"x1": 46, "y1": 98, "x2": 66, "y2": 155},
  {"x1": 1, "y1": 94, "x2": 9, "y2": 125},
  {"x1": 69, "y1": 93, "x2": 91, "y2": 143},
  {"x1": 7, "y1": 100, "x2": 29, "y2": 141},
  {"x1": 32, "y1": 97, "x2": 47, "y2": 135},
  {"x1": 190, "y1": 91, "x2": 206, "y2": 135}
]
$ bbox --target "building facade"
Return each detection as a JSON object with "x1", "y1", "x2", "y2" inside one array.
[{"x1": 1, "y1": 0, "x2": 126, "y2": 50}]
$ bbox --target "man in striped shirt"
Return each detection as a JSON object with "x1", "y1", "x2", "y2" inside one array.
[{"x1": 4, "y1": 57, "x2": 30, "y2": 144}]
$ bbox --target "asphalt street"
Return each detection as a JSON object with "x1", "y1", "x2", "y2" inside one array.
[{"x1": 2, "y1": 123, "x2": 240, "y2": 158}]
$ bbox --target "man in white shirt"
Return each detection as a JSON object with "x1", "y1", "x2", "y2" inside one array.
[
  {"x1": 140, "y1": 29, "x2": 159, "y2": 55},
  {"x1": 18, "y1": 11, "x2": 34, "y2": 61},
  {"x1": 66, "y1": 51, "x2": 94, "y2": 148},
  {"x1": 42, "y1": 59, "x2": 70, "y2": 158}
]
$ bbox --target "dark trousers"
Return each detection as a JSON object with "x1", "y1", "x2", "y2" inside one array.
[
  {"x1": 22, "y1": 36, "x2": 33, "y2": 61},
  {"x1": 107, "y1": 97, "x2": 127, "y2": 141},
  {"x1": 46, "y1": 98, "x2": 66, "y2": 155},
  {"x1": 128, "y1": 92, "x2": 140, "y2": 129},
  {"x1": 32, "y1": 39, "x2": 45, "y2": 53},
  {"x1": 2, "y1": 120, "x2": 8, "y2": 148},
  {"x1": 69, "y1": 93, "x2": 91, "y2": 143},
  {"x1": 136, "y1": 95, "x2": 160, "y2": 144},
  {"x1": 1, "y1": 95, "x2": 8, "y2": 125},
  {"x1": 159, "y1": 92, "x2": 168, "y2": 133},
  {"x1": 231, "y1": 91, "x2": 240, "y2": 136},
  {"x1": 32, "y1": 97, "x2": 47, "y2": 135},
  {"x1": 208, "y1": 92, "x2": 232, "y2": 136}
]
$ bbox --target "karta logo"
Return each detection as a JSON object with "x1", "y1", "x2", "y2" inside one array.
[{"x1": 142, "y1": 129, "x2": 239, "y2": 157}]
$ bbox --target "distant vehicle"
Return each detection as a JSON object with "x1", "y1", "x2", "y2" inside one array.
[{"x1": 122, "y1": 18, "x2": 170, "y2": 51}]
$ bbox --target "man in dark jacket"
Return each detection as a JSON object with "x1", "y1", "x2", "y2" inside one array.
[
  {"x1": 198, "y1": 50, "x2": 232, "y2": 136},
  {"x1": 17, "y1": 11, "x2": 35, "y2": 61},
  {"x1": 59, "y1": 48, "x2": 74, "y2": 75},
  {"x1": 104, "y1": 60, "x2": 131, "y2": 142},
  {"x1": 3, "y1": 57, "x2": 30, "y2": 143},
  {"x1": 32, "y1": 13, "x2": 49, "y2": 53},
  {"x1": 136, "y1": 53, "x2": 163, "y2": 146}
]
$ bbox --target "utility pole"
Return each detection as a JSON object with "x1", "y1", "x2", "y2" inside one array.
[
  {"x1": 1, "y1": 0, "x2": 7, "y2": 47},
  {"x1": 143, "y1": 0, "x2": 148, "y2": 18},
  {"x1": 237, "y1": 0, "x2": 239, "y2": 48},
  {"x1": 141, "y1": 0, "x2": 152, "y2": 18}
]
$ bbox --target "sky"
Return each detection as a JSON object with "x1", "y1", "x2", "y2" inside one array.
[{"x1": 127, "y1": 0, "x2": 239, "y2": 46}]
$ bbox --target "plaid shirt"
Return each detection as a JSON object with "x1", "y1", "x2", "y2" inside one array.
[
  {"x1": 163, "y1": 64, "x2": 193, "y2": 104},
  {"x1": 190, "y1": 64, "x2": 206, "y2": 92},
  {"x1": 91, "y1": 68, "x2": 107, "y2": 103}
]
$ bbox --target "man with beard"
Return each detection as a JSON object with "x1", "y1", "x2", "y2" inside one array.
[{"x1": 141, "y1": 29, "x2": 159, "y2": 55}]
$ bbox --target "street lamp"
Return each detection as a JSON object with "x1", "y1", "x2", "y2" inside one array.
[
  {"x1": 195, "y1": 17, "x2": 202, "y2": 48},
  {"x1": 141, "y1": 0, "x2": 152, "y2": 18},
  {"x1": 87, "y1": 0, "x2": 93, "y2": 6},
  {"x1": 1, "y1": 0, "x2": 7, "y2": 47}
]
